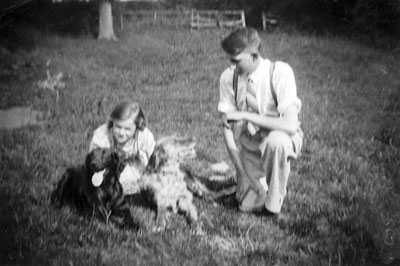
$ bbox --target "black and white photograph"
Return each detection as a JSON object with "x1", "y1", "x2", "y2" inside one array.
[{"x1": 1, "y1": 0, "x2": 399, "y2": 265}]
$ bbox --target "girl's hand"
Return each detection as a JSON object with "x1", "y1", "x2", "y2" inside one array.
[{"x1": 226, "y1": 111, "x2": 244, "y2": 122}]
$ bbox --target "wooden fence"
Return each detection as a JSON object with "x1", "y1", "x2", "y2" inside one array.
[
  {"x1": 190, "y1": 10, "x2": 245, "y2": 29},
  {"x1": 261, "y1": 11, "x2": 279, "y2": 31},
  {"x1": 122, "y1": 10, "x2": 192, "y2": 28},
  {"x1": 121, "y1": 9, "x2": 245, "y2": 29}
]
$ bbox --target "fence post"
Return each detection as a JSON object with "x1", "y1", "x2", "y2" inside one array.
[
  {"x1": 261, "y1": 12, "x2": 278, "y2": 31},
  {"x1": 241, "y1": 10, "x2": 246, "y2": 27},
  {"x1": 262, "y1": 12, "x2": 266, "y2": 30}
]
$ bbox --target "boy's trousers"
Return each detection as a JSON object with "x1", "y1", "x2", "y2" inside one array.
[{"x1": 239, "y1": 129, "x2": 303, "y2": 213}]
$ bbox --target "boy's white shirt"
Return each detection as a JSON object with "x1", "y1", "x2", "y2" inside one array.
[{"x1": 218, "y1": 58, "x2": 301, "y2": 123}]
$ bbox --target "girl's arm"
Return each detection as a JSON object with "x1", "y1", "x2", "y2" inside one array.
[
  {"x1": 89, "y1": 124, "x2": 111, "y2": 152},
  {"x1": 138, "y1": 128, "x2": 156, "y2": 166}
]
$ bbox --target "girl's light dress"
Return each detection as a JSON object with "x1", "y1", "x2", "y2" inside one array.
[{"x1": 89, "y1": 123, "x2": 156, "y2": 195}]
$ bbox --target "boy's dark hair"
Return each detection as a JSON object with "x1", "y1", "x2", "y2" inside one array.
[{"x1": 221, "y1": 27, "x2": 261, "y2": 56}]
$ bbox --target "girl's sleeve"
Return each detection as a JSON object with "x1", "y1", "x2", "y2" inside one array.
[
  {"x1": 138, "y1": 129, "x2": 156, "y2": 166},
  {"x1": 89, "y1": 124, "x2": 111, "y2": 152}
]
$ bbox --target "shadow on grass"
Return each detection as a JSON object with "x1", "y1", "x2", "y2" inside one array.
[
  {"x1": 0, "y1": 147, "x2": 50, "y2": 264},
  {"x1": 126, "y1": 189, "x2": 157, "y2": 212},
  {"x1": 0, "y1": 188, "x2": 33, "y2": 264},
  {"x1": 241, "y1": 248, "x2": 277, "y2": 265},
  {"x1": 374, "y1": 88, "x2": 400, "y2": 193},
  {"x1": 213, "y1": 194, "x2": 238, "y2": 210}
]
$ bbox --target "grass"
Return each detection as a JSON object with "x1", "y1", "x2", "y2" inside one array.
[{"x1": 1, "y1": 22, "x2": 400, "y2": 266}]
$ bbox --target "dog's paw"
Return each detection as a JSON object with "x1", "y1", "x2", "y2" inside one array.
[
  {"x1": 153, "y1": 215, "x2": 167, "y2": 233},
  {"x1": 152, "y1": 224, "x2": 166, "y2": 233}
]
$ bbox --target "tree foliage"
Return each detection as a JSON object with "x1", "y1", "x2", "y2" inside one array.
[
  {"x1": 165, "y1": 0, "x2": 399, "y2": 48},
  {"x1": 350, "y1": 0, "x2": 400, "y2": 47}
]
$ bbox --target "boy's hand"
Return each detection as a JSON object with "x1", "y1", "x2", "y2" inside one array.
[
  {"x1": 236, "y1": 174, "x2": 266, "y2": 203},
  {"x1": 221, "y1": 113, "x2": 232, "y2": 129},
  {"x1": 236, "y1": 175, "x2": 251, "y2": 202}
]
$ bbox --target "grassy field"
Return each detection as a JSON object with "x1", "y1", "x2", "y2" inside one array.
[{"x1": 1, "y1": 21, "x2": 400, "y2": 266}]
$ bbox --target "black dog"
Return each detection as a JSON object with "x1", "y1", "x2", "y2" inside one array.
[{"x1": 51, "y1": 148, "x2": 137, "y2": 229}]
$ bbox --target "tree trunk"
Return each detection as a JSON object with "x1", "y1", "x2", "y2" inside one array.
[{"x1": 98, "y1": 0, "x2": 117, "y2": 41}]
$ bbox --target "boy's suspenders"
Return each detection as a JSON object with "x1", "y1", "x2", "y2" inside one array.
[
  {"x1": 269, "y1": 62, "x2": 278, "y2": 107},
  {"x1": 232, "y1": 61, "x2": 303, "y2": 155},
  {"x1": 233, "y1": 61, "x2": 277, "y2": 107}
]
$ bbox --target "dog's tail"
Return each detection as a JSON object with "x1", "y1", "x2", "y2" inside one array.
[{"x1": 184, "y1": 171, "x2": 236, "y2": 199}]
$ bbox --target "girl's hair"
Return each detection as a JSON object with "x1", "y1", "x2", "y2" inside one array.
[
  {"x1": 221, "y1": 27, "x2": 261, "y2": 56},
  {"x1": 107, "y1": 101, "x2": 146, "y2": 131}
]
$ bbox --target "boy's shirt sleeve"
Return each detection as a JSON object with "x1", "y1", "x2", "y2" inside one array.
[
  {"x1": 274, "y1": 62, "x2": 302, "y2": 115},
  {"x1": 218, "y1": 67, "x2": 237, "y2": 114}
]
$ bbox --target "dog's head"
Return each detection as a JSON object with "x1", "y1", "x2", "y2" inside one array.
[
  {"x1": 85, "y1": 148, "x2": 123, "y2": 187},
  {"x1": 147, "y1": 135, "x2": 196, "y2": 172}
]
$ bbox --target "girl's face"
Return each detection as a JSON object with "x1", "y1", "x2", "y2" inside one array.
[{"x1": 111, "y1": 116, "x2": 136, "y2": 145}]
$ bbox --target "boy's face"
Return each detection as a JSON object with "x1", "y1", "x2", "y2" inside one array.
[
  {"x1": 112, "y1": 116, "x2": 136, "y2": 145},
  {"x1": 228, "y1": 51, "x2": 258, "y2": 75}
]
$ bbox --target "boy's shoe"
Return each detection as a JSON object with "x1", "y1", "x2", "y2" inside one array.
[
  {"x1": 261, "y1": 209, "x2": 288, "y2": 224},
  {"x1": 262, "y1": 208, "x2": 280, "y2": 218},
  {"x1": 239, "y1": 189, "x2": 268, "y2": 212}
]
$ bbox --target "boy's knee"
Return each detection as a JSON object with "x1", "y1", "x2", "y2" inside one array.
[{"x1": 261, "y1": 131, "x2": 291, "y2": 152}]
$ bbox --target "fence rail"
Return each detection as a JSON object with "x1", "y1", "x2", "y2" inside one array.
[{"x1": 122, "y1": 10, "x2": 192, "y2": 28}]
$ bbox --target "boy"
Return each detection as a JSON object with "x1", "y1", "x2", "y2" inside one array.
[{"x1": 218, "y1": 27, "x2": 303, "y2": 215}]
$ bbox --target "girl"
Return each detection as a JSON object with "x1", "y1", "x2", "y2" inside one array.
[{"x1": 89, "y1": 101, "x2": 156, "y2": 195}]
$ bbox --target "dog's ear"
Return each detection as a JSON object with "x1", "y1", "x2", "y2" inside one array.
[
  {"x1": 135, "y1": 108, "x2": 146, "y2": 130},
  {"x1": 147, "y1": 146, "x2": 168, "y2": 172},
  {"x1": 85, "y1": 151, "x2": 96, "y2": 177},
  {"x1": 111, "y1": 152, "x2": 125, "y2": 175},
  {"x1": 111, "y1": 151, "x2": 119, "y2": 165}
]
